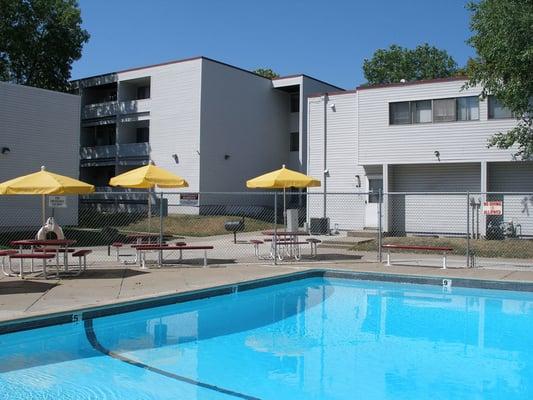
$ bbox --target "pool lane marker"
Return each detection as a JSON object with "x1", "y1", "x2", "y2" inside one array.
[{"x1": 84, "y1": 319, "x2": 261, "y2": 400}]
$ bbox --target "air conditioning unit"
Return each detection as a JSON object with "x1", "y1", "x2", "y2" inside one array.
[{"x1": 310, "y1": 217, "x2": 330, "y2": 235}]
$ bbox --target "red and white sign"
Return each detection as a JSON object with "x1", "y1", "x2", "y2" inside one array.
[{"x1": 483, "y1": 201, "x2": 503, "y2": 215}]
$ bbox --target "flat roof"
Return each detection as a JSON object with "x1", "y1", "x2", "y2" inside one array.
[
  {"x1": 273, "y1": 74, "x2": 345, "y2": 91},
  {"x1": 356, "y1": 76, "x2": 468, "y2": 91},
  {"x1": 72, "y1": 56, "x2": 343, "y2": 90}
]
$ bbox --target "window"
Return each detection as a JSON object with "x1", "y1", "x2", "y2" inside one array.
[
  {"x1": 290, "y1": 132, "x2": 299, "y2": 152},
  {"x1": 136, "y1": 127, "x2": 149, "y2": 143},
  {"x1": 290, "y1": 93, "x2": 299, "y2": 113},
  {"x1": 368, "y1": 178, "x2": 383, "y2": 203},
  {"x1": 457, "y1": 96, "x2": 479, "y2": 121},
  {"x1": 389, "y1": 102, "x2": 411, "y2": 124},
  {"x1": 137, "y1": 86, "x2": 150, "y2": 100},
  {"x1": 488, "y1": 96, "x2": 513, "y2": 119},
  {"x1": 433, "y1": 98, "x2": 456, "y2": 122},
  {"x1": 412, "y1": 100, "x2": 432, "y2": 123}
]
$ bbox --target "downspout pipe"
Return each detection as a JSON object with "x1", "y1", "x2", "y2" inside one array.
[{"x1": 323, "y1": 94, "x2": 328, "y2": 218}]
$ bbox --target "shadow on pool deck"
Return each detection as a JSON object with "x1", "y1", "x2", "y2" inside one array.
[
  {"x1": 0, "y1": 280, "x2": 57, "y2": 295},
  {"x1": 67, "y1": 269, "x2": 149, "y2": 280}
]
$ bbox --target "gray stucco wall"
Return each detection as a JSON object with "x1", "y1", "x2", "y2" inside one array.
[
  {"x1": 0, "y1": 82, "x2": 81, "y2": 228},
  {"x1": 198, "y1": 59, "x2": 289, "y2": 210}
]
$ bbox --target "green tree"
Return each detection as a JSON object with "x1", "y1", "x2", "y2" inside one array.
[
  {"x1": 253, "y1": 68, "x2": 280, "y2": 79},
  {"x1": 0, "y1": 0, "x2": 89, "y2": 91},
  {"x1": 466, "y1": 0, "x2": 533, "y2": 159},
  {"x1": 362, "y1": 44, "x2": 458, "y2": 85}
]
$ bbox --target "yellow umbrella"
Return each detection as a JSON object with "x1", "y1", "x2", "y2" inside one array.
[
  {"x1": 0, "y1": 166, "x2": 95, "y2": 225},
  {"x1": 109, "y1": 162, "x2": 188, "y2": 189},
  {"x1": 247, "y1": 164, "x2": 321, "y2": 227},
  {"x1": 246, "y1": 164, "x2": 321, "y2": 189},
  {"x1": 109, "y1": 162, "x2": 188, "y2": 237}
]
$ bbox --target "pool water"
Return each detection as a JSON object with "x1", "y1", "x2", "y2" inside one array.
[{"x1": 1, "y1": 277, "x2": 532, "y2": 399}]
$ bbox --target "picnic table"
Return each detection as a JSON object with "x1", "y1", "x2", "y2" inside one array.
[
  {"x1": 261, "y1": 231, "x2": 310, "y2": 261},
  {"x1": 127, "y1": 233, "x2": 162, "y2": 243},
  {"x1": 9, "y1": 239, "x2": 77, "y2": 278}
]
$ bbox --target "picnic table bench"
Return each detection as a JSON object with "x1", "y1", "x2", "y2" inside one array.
[
  {"x1": 8, "y1": 252, "x2": 59, "y2": 279},
  {"x1": 252, "y1": 234, "x2": 322, "y2": 261},
  {"x1": 135, "y1": 244, "x2": 214, "y2": 268},
  {"x1": 381, "y1": 244, "x2": 453, "y2": 269}
]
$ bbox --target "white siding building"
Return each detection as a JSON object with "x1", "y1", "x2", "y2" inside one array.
[
  {"x1": 0, "y1": 82, "x2": 81, "y2": 228},
  {"x1": 307, "y1": 77, "x2": 533, "y2": 237},
  {"x1": 72, "y1": 57, "x2": 341, "y2": 212}
]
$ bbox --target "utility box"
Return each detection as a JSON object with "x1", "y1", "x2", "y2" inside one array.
[
  {"x1": 286, "y1": 209, "x2": 299, "y2": 232},
  {"x1": 310, "y1": 217, "x2": 330, "y2": 235}
]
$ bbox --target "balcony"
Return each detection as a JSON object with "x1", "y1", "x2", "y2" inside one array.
[
  {"x1": 80, "y1": 143, "x2": 150, "y2": 167},
  {"x1": 82, "y1": 98, "x2": 151, "y2": 120}
]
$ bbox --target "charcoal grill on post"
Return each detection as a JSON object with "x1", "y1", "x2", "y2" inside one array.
[{"x1": 225, "y1": 217, "x2": 245, "y2": 243}]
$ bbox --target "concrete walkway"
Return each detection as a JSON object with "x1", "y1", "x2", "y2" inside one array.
[{"x1": 1, "y1": 260, "x2": 533, "y2": 324}]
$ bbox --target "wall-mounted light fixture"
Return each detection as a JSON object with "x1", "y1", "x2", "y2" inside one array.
[
  {"x1": 1, "y1": 147, "x2": 10, "y2": 154},
  {"x1": 172, "y1": 154, "x2": 179, "y2": 164},
  {"x1": 224, "y1": 154, "x2": 230, "y2": 160},
  {"x1": 329, "y1": 103, "x2": 336, "y2": 112},
  {"x1": 355, "y1": 175, "x2": 361, "y2": 188}
]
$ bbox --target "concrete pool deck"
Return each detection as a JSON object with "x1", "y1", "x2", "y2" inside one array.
[{"x1": 1, "y1": 260, "x2": 533, "y2": 325}]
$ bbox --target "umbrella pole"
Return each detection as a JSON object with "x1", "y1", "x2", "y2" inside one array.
[
  {"x1": 159, "y1": 191, "x2": 163, "y2": 245},
  {"x1": 273, "y1": 192, "x2": 278, "y2": 265},
  {"x1": 283, "y1": 187, "x2": 286, "y2": 229},
  {"x1": 148, "y1": 187, "x2": 151, "y2": 239},
  {"x1": 42, "y1": 194, "x2": 46, "y2": 226}
]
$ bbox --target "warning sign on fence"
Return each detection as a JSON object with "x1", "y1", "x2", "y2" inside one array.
[
  {"x1": 48, "y1": 196, "x2": 67, "y2": 208},
  {"x1": 179, "y1": 193, "x2": 199, "y2": 206},
  {"x1": 483, "y1": 201, "x2": 503, "y2": 215}
]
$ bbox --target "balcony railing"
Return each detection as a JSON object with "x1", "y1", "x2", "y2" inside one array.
[
  {"x1": 80, "y1": 143, "x2": 150, "y2": 166},
  {"x1": 82, "y1": 98, "x2": 151, "y2": 120}
]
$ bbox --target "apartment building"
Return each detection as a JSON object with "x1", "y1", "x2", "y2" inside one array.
[
  {"x1": 307, "y1": 77, "x2": 533, "y2": 236},
  {"x1": 0, "y1": 82, "x2": 81, "y2": 228},
  {"x1": 72, "y1": 56, "x2": 342, "y2": 211}
]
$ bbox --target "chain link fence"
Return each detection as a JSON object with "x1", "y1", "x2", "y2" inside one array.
[{"x1": 0, "y1": 191, "x2": 531, "y2": 269}]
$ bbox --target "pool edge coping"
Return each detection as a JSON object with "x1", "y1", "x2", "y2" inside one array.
[{"x1": 2, "y1": 268, "x2": 533, "y2": 334}]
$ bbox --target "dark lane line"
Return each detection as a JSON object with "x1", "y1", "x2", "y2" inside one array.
[{"x1": 84, "y1": 319, "x2": 261, "y2": 400}]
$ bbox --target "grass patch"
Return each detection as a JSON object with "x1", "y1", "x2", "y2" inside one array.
[
  {"x1": 351, "y1": 236, "x2": 533, "y2": 259},
  {"x1": 125, "y1": 214, "x2": 278, "y2": 237}
]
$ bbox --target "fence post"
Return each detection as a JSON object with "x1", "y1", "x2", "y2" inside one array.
[
  {"x1": 273, "y1": 192, "x2": 278, "y2": 265},
  {"x1": 378, "y1": 189, "x2": 383, "y2": 262},
  {"x1": 159, "y1": 192, "x2": 164, "y2": 245},
  {"x1": 466, "y1": 191, "x2": 470, "y2": 268}
]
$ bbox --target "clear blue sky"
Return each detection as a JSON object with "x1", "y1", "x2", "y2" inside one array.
[{"x1": 72, "y1": 0, "x2": 475, "y2": 89}]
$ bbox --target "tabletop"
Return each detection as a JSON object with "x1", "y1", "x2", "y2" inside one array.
[
  {"x1": 10, "y1": 239, "x2": 77, "y2": 246},
  {"x1": 261, "y1": 231, "x2": 310, "y2": 236}
]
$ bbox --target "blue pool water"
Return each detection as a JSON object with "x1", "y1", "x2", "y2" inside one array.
[{"x1": 1, "y1": 276, "x2": 532, "y2": 399}]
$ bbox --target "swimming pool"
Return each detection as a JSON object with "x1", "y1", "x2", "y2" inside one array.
[{"x1": 1, "y1": 272, "x2": 532, "y2": 399}]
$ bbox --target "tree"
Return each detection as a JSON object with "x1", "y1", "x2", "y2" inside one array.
[
  {"x1": 0, "y1": 0, "x2": 89, "y2": 91},
  {"x1": 362, "y1": 44, "x2": 458, "y2": 85},
  {"x1": 466, "y1": 0, "x2": 533, "y2": 159},
  {"x1": 253, "y1": 68, "x2": 280, "y2": 79}
]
